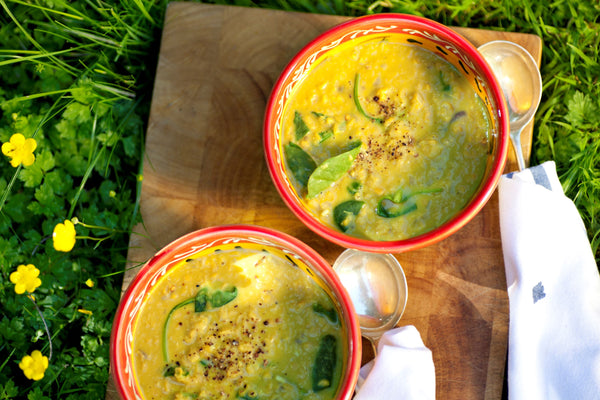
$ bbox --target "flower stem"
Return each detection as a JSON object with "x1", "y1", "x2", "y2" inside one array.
[
  {"x1": 0, "y1": 165, "x2": 22, "y2": 213},
  {"x1": 28, "y1": 294, "x2": 53, "y2": 361},
  {"x1": 0, "y1": 347, "x2": 17, "y2": 373}
]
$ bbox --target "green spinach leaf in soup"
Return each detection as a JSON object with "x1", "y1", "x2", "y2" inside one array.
[
  {"x1": 210, "y1": 286, "x2": 238, "y2": 307},
  {"x1": 163, "y1": 286, "x2": 238, "y2": 364},
  {"x1": 307, "y1": 142, "x2": 362, "y2": 199},
  {"x1": 376, "y1": 187, "x2": 442, "y2": 218},
  {"x1": 353, "y1": 73, "x2": 384, "y2": 124},
  {"x1": 312, "y1": 303, "x2": 340, "y2": 325},
  {"x1": 376, "y1": 198, "x2": 418, "y2": 218},
  {"x1": 294, "y1": 111, "x2": 310, "y2": 141},
  {"x1": 195, "y1": 287, "x2": 209, "y2": 312},
  {"x1": 312, "y1": 334, "x2": 337, "y2": 392},
  {"x1": 347, "y1": 180, "x2": 362, "y2": 195},
  {"x1": 284, "y1": 143, "x2": 317, "y2": 187},
  {"x1": 318, "y1": 129, "x2": 333, "y2": 143},
  {"x1": 333, "y1": 200, "x2": 364, "y2": 232}
]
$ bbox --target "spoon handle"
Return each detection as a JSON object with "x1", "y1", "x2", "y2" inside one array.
[
  {"x1": 365, "y1": 334, "x2": 380, "y2": 356},
  {"x1": 510, "y1": 127, "x2": 526, "y2": 171}
]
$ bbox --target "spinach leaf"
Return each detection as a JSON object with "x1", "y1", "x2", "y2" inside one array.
[
  {"x1": 376, "y1": 198, "x2": 417, "y2": 218},
  {"x1": 162, "y1": 297, "x2": 194, "y2": 362},
  {"x1": 312, "y1": 334, "x2": 337, "y2": 392},
  {"x1": 333, "y1": 200, "x2": 364, "y2": 232},
  {"x1": 194, "y1": 287, "x2": 208, "y2": 312},
  {"x1": 375, "y1": 187, "x2": 442, "y2": 218},
  {"x1": 294, "y1": 111, "x2": 310, "y2": 141},
  {"x1": 347, "y1": 180, "x2": 362, "y2": 195},
  {"x1": 312, "y1": 303, "x2": 339, "y2": 325},
  {"x1": 163, "y1": 364, "x2": 176, "y2": 377},
  {"x1": 210, "y1": 286, "x2": 238, "y2": 307},
  {"x1": 162, "y1": 364, "x2": 189, "y2": 378},
  {"x1": 163, "y1": 286, "x2": 238, "y2": 363},
  {"x1": 405, "y1": 187, "x2": 443, "y2": 201},
  {"x1": 353, "y1": 74, "x2": 383, "y2": 124},
  {"x1": 307, "y1": 143, "x2": 362, "y2": 199},
  {"x1": 284, "y1": 143, "x2": 317, "y2": 187},
  {"x1": 318, "y1": 129, "x2": 333, "y2": 143},
  {"x1": 311, "y1": 111, "x2": 328, "y2": 118}
]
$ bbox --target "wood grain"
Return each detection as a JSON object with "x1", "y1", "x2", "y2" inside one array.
[{"x1": 106, "y1": 3, "x2": 542, "y2": 399}]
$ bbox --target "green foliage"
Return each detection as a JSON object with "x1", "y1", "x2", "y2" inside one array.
[
  {"x1": 529, "y1": 9, "x2": 600, "y2": 259},
  {"x1": 1, "y1": 0, "x2": 599, "y2": 397},
  {"x1": 0, "y1": 0, "x2": 166, "y2": 397}
]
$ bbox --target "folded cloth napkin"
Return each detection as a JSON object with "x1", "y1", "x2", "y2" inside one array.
[
  {"x1": 499, "y1": 161, "x2": 600, "y2": 399},
  {"x1": 354, "y1": 325, "x2": 435, "y2": 400}
]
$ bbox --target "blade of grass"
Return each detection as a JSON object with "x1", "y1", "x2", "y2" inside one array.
[
  {"x1": 68, "y1": 143, "x2": 105, "y2": 219},
  {"x1": 130, "y1": 0, "x2": 155, "y2": 24},
  {"x1": 0, "y1": 0, "x2": 79, "y2": 76},
  {"x1": 6, "y1": 0, "x2": 85, "y2": 20},
  {"x1": 0, "y1": 45, "x2": 94, "y2": 67}
]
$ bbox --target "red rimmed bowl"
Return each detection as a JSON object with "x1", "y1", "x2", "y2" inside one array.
[
  {"x1": 264, "y1": 13, "x2": 509, "y2": 253},
  {"x1": 110, "y1": 225, "x2": 361, "y2": 400}
]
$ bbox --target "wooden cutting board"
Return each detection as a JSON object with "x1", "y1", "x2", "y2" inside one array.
[{"x1": 106, "y1": 3, "x2": 542, "y2": 399}]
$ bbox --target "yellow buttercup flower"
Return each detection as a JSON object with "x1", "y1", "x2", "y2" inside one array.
[
  {"x1": 85, "y1": 278, "x2": 94, "y2": 288},
  {"x1": 10, "y1": 264, "x2": 42, "y2": 295},
  {"x1": 52, "y1": 219, "x2": 77, "y2": 252},
  {"x1": 19, "y1": 350, "x2": 48, "y2": 381},
  {"x1": 1, "y1": 133, "x2": 37, "y2": 167}
]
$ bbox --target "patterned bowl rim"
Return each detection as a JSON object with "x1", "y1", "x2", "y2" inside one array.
[{"x1": 263, "y1": 13, "x2": 509, "y2": 253}]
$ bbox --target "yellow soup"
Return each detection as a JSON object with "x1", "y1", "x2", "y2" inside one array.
[
  {"x1": 132, "y1": 245, "x2": 344, "y2": 400},
  {"x1": 282, "y1": 36, "x2": 491, "y2": 241}
]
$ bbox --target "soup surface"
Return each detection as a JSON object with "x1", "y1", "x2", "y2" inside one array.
[
  {"x1": 281, "y1": 35, "x2": 491, "y2": 241},
  {"x1": 133, "y1": 245, "x2": 344, "y2": 400}
]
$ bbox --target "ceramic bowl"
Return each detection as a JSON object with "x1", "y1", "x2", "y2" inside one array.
[
  {"x1": 110, "y1": 225, "x2": 361, "y2": 399},
  {"x1": 263, "y1": 13, "x2": 509, "y2": 253}
]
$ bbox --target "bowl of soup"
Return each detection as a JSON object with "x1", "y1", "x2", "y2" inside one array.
[
  {"x1": 264, "y1": 14, "x2": 509, "y2": 253},
  {"x1": 110, "y1": 225, "x2": 361, "y2": 400}
]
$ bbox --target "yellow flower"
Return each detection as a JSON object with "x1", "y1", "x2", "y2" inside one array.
[
  {"x1": 52, "y1": 219, "x2": 76, "y2": 252},
  {"x1": 1, "y1": 133, "x2": 37, "y2": 167},
  {"x1": 19, "y1": 350, "x2": 48, "y2": 381},
  {"x1": 10, "y1": 264, "x2": 42, "y2": 295},
  {"x1": 77, "y1": 309, "x2": 93, "y2": 316},
  {"x1": 85, "y1": 278, "x2": 94, "y2": 288}
]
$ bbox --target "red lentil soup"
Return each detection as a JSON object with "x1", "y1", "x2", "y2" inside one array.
[
  {"x1": 132, "y1": 244, "x2": 345, "y2": 400},
  {"x1": 281, "y1": 35, "x2": 491, "y2": 241}
]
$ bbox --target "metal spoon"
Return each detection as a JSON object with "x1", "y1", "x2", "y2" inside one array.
[
  {"x1": 332, "y1": 248, "x2": 408, "y2": 354},
  {"x1": 478, "y1": 40, "x2": 542, "y2": 171}
]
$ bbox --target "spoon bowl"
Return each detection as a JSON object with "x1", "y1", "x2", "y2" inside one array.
[
  {"x1": 333, "y1": 249, "x2": 408, "y2": 352},
  {"x1": 478, "y1": 40, "x2": 542, "y2": 171}
]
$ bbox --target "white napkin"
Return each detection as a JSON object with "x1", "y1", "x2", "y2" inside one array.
[
  {"x1": 354, "y1": 325, "x2": 435, "y2": 400},
  {"x1": 499, "y1": 161, "x2": 600, "y2": 399}
]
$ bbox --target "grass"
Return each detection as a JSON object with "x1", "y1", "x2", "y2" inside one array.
[{"x1": 0, "y1": 0, "x2": 598, "y2": 398}]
